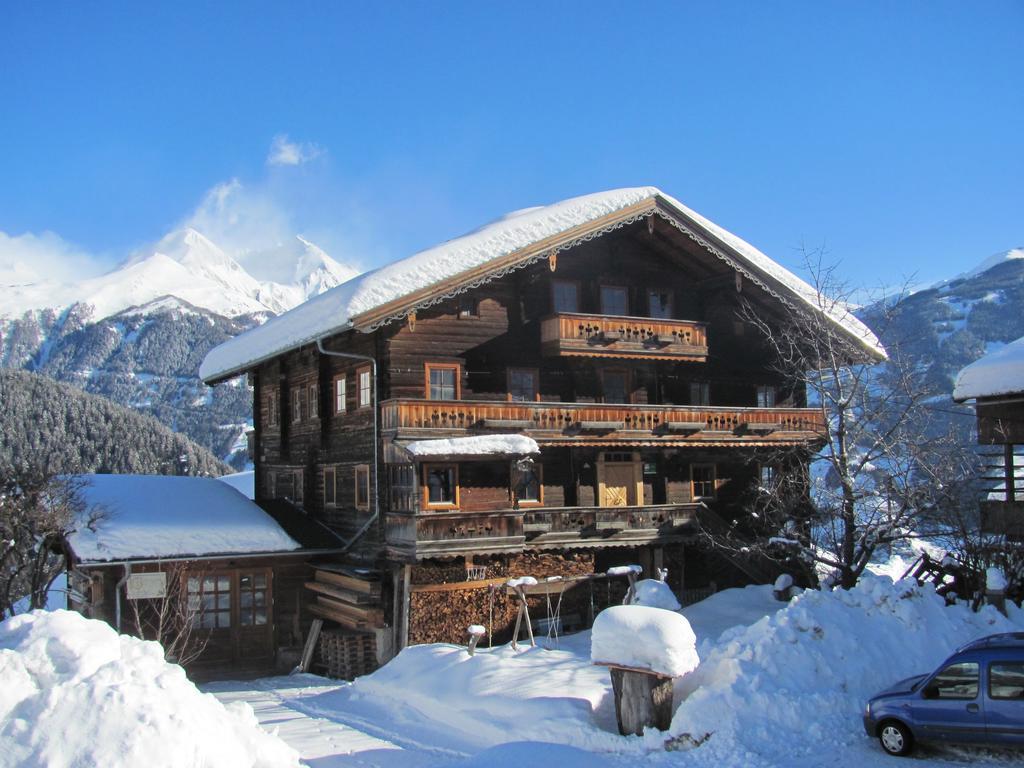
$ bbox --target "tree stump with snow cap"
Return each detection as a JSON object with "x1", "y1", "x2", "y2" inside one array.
[{"x1": 591, "y1": 605, "x2": 699, "y2": 736}]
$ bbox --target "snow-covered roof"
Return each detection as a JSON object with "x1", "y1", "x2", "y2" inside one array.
[
  {"x1": 953, "y1": 335, "x2": 1024, "y2": 401},
  {"x1": 401, "y1": 434, "x2": 540, "y2": 458},
  {"x1": 200, "y1": 187, "x2": 885, "y2": 383},
  {"x1": 68, "y1": 474, "x2": 302, "y2": 562}
]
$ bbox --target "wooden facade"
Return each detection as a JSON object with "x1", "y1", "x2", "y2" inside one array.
[
  {"x1": 974, "y1": 398, "x2": 1024, "y2": 538},
  {"x1": 234, "y1": 212, "x2": 833, "y2": 659}
]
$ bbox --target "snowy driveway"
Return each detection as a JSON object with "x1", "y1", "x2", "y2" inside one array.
[{"x1": 206, "y1": 584, "x2": 1024, "y2": 768}]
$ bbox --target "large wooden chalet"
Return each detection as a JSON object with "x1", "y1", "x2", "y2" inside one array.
[{"x1": 201, "y1": 187, "x2": 883, "y2": 670}]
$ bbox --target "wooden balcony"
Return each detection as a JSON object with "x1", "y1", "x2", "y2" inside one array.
[
  {"x1": 541, "y1": 313, "x2": 707, "y2": 362},
  {"x1": 381, "y1": 399, "x2": 825, "y2": 447},
  {"x1": 384, "y1": 503, "x2": 701, "y2": 560}
]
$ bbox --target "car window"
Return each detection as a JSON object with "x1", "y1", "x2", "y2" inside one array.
[
  {"x1": 925, "y1": 662, "x2": 979, "y2": 700},
  {"x1": 989, "y1": 661, "x2": 1024, "y2": 700}
]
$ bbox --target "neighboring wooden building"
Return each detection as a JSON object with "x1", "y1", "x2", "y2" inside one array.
[
  {"x1": 954, "y1": 336, "x2": 1024, "y2": 539},
  {"x1": 66, "y1": 474, "x2": 344, "y2": 679},
  {"x1": 200, "y1": 187, "x2": 884, "y2": 667}
]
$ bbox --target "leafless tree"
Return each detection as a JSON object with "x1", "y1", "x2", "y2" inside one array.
[
  {"x1": 0, "y1": 471, "x2": 101, "y2": 618},
  {"x1": 124, "y1": 562, "x2": 209, "y2": 665},
  {"x1": 704, "y1": 251, "x2": 977, "y2": 589}
]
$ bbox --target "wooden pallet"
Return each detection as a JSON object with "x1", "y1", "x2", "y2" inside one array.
[{"x1": 317, "y1": 628, "x2": 378, "y2": 680}]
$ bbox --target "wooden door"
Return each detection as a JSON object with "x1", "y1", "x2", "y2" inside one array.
[
  {"x1": 235, "y1": 569, "x2": 274, "y2": 663},
  {"x1": 601, "y1": 464, "x2": 634, "y2": 507}
]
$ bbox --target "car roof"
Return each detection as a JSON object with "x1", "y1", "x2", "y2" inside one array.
[{"x1": 954, "y1": 633, "x2": 1024, "y2": 654}]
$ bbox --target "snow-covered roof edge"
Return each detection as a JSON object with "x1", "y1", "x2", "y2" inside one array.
[
  {"x1": 953, "y1": 336, "x2": 1024, "y2": 401},
  {"x1": 200, "y1": 187, "x2": 885, "y2": 383}
]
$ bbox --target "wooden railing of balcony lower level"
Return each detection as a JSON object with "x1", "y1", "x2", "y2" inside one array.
[
  {"x1": 384, "y1": 503, "x2": 702, "y2": 560},
  {"x1": 381, "y1": 399, "x2": 825, "y2": 445},
  {"x1": 541, "y1": 313, "x2": 707, "y2": 361}
]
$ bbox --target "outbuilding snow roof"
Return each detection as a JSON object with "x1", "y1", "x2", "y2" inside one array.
[
  {"x1": 953, "y1": 336, "x2": 1024, "y2": 401},
  {"x1": 200, "y1": 186, "x2": 885, "y2": 383},
  {"x1": 68, "y1": 474, "x2": 303, "y2": 562}
]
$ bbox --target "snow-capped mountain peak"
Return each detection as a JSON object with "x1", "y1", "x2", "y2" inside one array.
[{"x1": 1, "y1": 227, "x2": 360, "y2": 322}]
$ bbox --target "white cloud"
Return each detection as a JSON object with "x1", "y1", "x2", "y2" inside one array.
[
  {"x1": 0, "y1": 230, "x2": 107, "y2": 285},
  {"x1": 266, "y1": 134, "x2": 323, "y2": 167}
]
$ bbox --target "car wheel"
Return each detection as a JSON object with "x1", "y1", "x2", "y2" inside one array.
[{"x1": 878, "y1": 720, "x2": 913, "y2": 757}]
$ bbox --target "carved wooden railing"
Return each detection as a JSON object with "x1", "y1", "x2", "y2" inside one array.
[
  {"x1": 381, "y1": 399, "x2": 825, "y2": 443},
  {"x1": 540, "y1": 313, "x2": 707, "y2": 361},
  {"x1": 384, "y1": 503, "x2": 702, "y2": 558}
]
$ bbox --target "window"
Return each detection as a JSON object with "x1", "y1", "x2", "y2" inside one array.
[
  {"x1": 508, "y1": 368, "x2": 538, "y2": 402},
  {"x1": 600, "y1": 285, "x2": 629, "y2": 316},
  {"x1": 602, "y1": 369, "x2": 629, "y2": 404},
  {"x1": 265, "y1": 389, "x2": 279, "y2": 427},
  {"x1": 323, "y1": 466, "x2": 337, "y2": 507},
  {"x1": 458, "y1": 295, "x2": 478, "y2": 318},
  {"x1": 989, "y1": 662, "x2": 1024, "y2": 699},
  {"x1": 552, "y1": 280, "x2": 579, "y2": 313},
  {"x1": 333, "y1": 375, "x2": 347, "y2": 414},
  {"x1": 691, "y1": 464, "x2": 716, "y2": 499},
  {"x1": 925, "y1": 662, "x2": 979, "y2": 700},
  {"x1": 513, "y1": 460, "x2": 542, "y2": 505},
  {"x1": 423, "y1": 464, "x2": 459, "y2": 508},
  {"x1": 188, "y1": 574, "x2": 232, "y2": 629},
  {"x1": 425, "y1": 362, "x2": 460, "y2": 400},
  {"x1": 292, "y1": 388, "x2": 305, "y2": 423},
  {"x1": 690, "y1": 381, "x2": 710, "y2": 406},
  {"x1": 759, "y1": 464, "x2": 777, "y2": 489},
  {"x1": 648, "y1": 289, "x2": 673, "y2": 319},
  {"x1": 355, "y1": 464, "x2": 370, "y2": 510},
  {"x1": 757, "y1": 385, "x2": 777, "y2": 408},
  {"x1": 238, "y1": 572, "x2": 269, "y2": 627},
  {"x1": 358, "y1": 366, "x2": 372, "y2": 408},
  {"x1": 308, "y1": 383, "x2": 319, "y2": 419}
]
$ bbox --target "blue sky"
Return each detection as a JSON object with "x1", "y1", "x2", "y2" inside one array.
[{"x1": 1, "y1": 1, "x2": 1021, "y2": 289}]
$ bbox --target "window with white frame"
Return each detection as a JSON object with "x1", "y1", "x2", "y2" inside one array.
[
  {"x1": 358, "y1": 367, "x2": 372, "y2": 408},
  {"x1": 334, "y1": 375, "x2": 347, "y2": 414},
  {"x1": 757, "y1": 385, "x2": 777, "y2": 408}
]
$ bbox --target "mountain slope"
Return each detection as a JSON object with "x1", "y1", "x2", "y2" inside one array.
[{"x1": 0, "y1": 369, "x2": 230, "y2": 476}]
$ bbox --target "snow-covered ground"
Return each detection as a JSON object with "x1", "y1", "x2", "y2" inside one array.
[
  {"x1": 196, "y1": 580, "x2": 1024, "y2": 768},
  {"x1": 6, "y1": 578, "x2": 1022, "y2": 766}
]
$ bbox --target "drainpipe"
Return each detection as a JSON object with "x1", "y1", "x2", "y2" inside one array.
[
  {"x1": 115, "y1": 563, "x2": 131, "y2": 631},
  {"x1": 316, "y1": 338, "x2": 380, "y2": 553}
]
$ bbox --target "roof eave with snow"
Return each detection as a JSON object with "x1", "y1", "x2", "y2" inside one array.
[
  {"x1": 953, "y1": 336, "x2": 1024, "y2": 402},
  {"x1": 200, "y1": 187, "x2": 885, "y2": 384}
]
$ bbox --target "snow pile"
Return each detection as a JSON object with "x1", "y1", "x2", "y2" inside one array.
[
  {"x1": 218, "y1": 469, "x2": 255, "y2": 499},
  {"x1": 591, "y1": 606, "x2": 698, "y2": 677},
  {"x1": 773, "y1": 574, "x2": 794, "y2": 592},
  {"x1": 403, "y1": 434, "x2": 540, "y2": 457},
  {"x1": 349, "y1": 641, "x2": 626, "y2": 752},
  {"x1": 661, "y1": 577, "x2": 1024, "y2": 763},
  {"x1": 954, "y1": 334, "x2": 1024, "y2": 400},
  {"x1": 630, "y1": 579, "x2": 682, "y2": 611},
  {"x1": 0, "y1": 610, "x2": 299, "y2": 768},
  {"x1": 987, "y1": 567, "x2": 1008, "y2": 591},
  {"x1": 70, "y1": 474, "x2": 300, "y2": 561},
  {"x1": 606, "y1": 564, "x2": 642, "y2": 577}
]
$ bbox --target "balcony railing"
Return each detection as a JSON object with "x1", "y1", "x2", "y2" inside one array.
[
  {"x1": 384, "y1": 503, "x2": 701, "y2": 559},
  {"x1": 540, "y1": 313, "x2": 707, "y2": 361},
  {"x1": 381, "y1": 399, "x2": 825, "y2": 445}
]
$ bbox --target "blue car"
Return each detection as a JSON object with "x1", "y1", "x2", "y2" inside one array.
[{"x1": 864, "y1": 632, "x2": 1024, "y2": 756}]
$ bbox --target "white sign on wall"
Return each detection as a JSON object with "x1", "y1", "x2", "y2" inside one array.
[{"x1": 126, "y1": 572, "x2": 167, "y2": 600}]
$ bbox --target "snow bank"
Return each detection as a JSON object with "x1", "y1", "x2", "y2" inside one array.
[
  {"x1": 661, "y1": 577, "x2": 1024, "y2": 763},
  {"x1": 631, "y1": 579, "x2": 682, "y2": 611},
  {"x1": 591, "y1": 606, "x2": 698, "y2": 677},
  {"x1": 217, "y1": 469, "x2": 255, "y2": 499},
  {"x1": 403, "y1": 434, "x2": 540, "y2": 457},
  {"x1": 954, "y1": 334, "x2": 1024, "y2": 400},
  {"x1": 0, "y1": 610, "x2": 299, "y2": 768},
  {"x1": 350, "y1": 641, "x2": 626, "y2": 752},
  {"x1": 70, "y1": 474, "x2": 300, "y2": 561}
]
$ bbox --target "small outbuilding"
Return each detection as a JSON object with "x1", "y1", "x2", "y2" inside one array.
[{"x1": 66, "y1": 474, "x2": 344, "y2": 679}]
